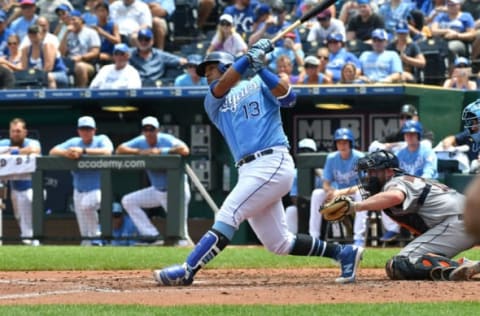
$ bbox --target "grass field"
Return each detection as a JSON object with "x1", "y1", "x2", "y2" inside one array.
[{"x1": 0, "y1": 246, "x2": 479, "y2": 315}]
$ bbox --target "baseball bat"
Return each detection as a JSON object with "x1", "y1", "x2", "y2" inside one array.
[
  {"x1": 185, "y1": 163, "x2": 220, "y2": 214},
  {"x1": 271, "y1": 0, "x2": 337, "y2": 43}
]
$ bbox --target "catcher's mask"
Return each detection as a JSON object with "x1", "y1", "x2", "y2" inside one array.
[{"x1": 355, "y1": 150, "x2": 401, "y2": 199}]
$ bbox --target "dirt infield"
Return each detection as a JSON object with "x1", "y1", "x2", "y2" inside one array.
[{"x1": 0, "y1": 269, "x2": 478, "y2": 305}]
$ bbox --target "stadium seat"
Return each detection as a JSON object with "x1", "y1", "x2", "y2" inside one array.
[
  {"x1": 417, "y1": 37, "x2": 450, "y2": 85},
  {"x1": 345, "y1": 40, "x2": 372, "y2": 57},
  {"x1": 13, "y1": 69, "x2": 48, "y2": 89}
]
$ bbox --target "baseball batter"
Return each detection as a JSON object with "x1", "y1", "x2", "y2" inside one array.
[
  {"x1": 349, "y1": 150, "x2": 480, "y2": 281},
  {"x1": 0, "y1": 118, "x2": 41, "y2": 245},
  {"x1": 49, "y1": 116, "x2": 114, "y2": 246},
  {"x1": 154, "y1": 43, "x2": 364, "y2": 286},
  {"x1": 116, "y1": 116, "x2": 192, "y2": 246},
  {"x1": 309, "y1": 128, "x2": 367, "y2": 246}
]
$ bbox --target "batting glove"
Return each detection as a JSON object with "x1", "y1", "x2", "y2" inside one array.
[
  {"x1": 252, "y1": 39, "x2": 274, "y2": 54},
  {"x1": 246, "y1": 47, "x2": 265, "y2": 73}
]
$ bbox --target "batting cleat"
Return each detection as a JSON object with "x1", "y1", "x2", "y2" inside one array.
[
  {"x1": 153, "y1": 263, "x2": 194, "y2": 286},
  {"x1": 335, "y1": 245, "x2": 364, "y2": 284},
  {"x1": 449, "y1": 258, "x2": 480, "y2": 281}
]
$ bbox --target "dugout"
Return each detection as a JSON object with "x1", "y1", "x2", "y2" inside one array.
[{"x1": 0, "y1": 85, "x2": 476, "y2": 245}]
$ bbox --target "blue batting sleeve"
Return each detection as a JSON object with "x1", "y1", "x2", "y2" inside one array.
[
  {"x1": 277, "y1": 86, "x2": 296, "y2": 108},
  {"x1": 258, "y1": 68, "x2": 280, "y2": 89},
  {"x1": 232, "y1": 56, "x2": 249, "y2": 75}
]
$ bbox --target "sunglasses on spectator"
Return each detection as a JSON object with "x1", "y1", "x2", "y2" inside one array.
[
  {"x1": 305, "y1": 63, "x2": 318, "y2": 68},
  {"x1": 317, "y1": 55, "x2": 329, "y2": 60},
  {"x1": 7, "y1": 42, "x2": 18, "y2": 45},
  {"x1": 138, "y1": 36, "x2": 151, "y2": 42},
  {"x1": 456, "y1": 64, "x2": 469, "y2": 68},
  {"x1": 142, "y1": 126, "x2": 156, "y2": 132},
  {"x1": 219, "y1": 20, "x2": 232, "y2": 26},
  {"x1": 113, "y1": 51, "x2": 127, "y2": 56},
  {"x1": 400, "y1": 115, "x2": 412, "y2": 120}
]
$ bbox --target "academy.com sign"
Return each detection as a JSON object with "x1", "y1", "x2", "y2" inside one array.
[{"x1": 77, "y1": 159, "x2": 146, "y2": 169}]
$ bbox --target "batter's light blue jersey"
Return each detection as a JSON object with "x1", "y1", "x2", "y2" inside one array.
[
  {"x1": 121, "y1": 133, "x2": 186, "y2": 190},
  {"x1": 57, "y1": 135, "x2": 113, "y2": 191},
  {"x1": 395, "y1": 145, "x2": 438, "y2": 179},
  {"x1": 0, "y1": 138, "x2": 41, "y2": 191},
  {"x1": 323, "y1": 150, "x2": 364, "y2": 189},
  {"x1": 204, "y1": 76, "x2": 290, "y2": 162}
]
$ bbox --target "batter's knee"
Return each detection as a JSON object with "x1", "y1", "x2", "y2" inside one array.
[{"x1": 264, "y1": 236, "x2": 294, "y2": 255}]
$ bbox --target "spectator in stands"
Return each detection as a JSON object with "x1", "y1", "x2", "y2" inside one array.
[
  {"x1": 0, "y1": 10, "x2": 14, "y2": 57},
  {"x1": 386, "y1": 21, "x2": 426, "y2": 83},
  {"x1": 144, "y1": 0, "x2": 175, "y2": 50},
  {"x1": 346, "y1": 0, "x2": 385, "y2": 42},
  {"x1": 306, "y1": 8, "x2": 346, "y2": 46},
  {"x1": 93, "y1": 1, "x2": 120, "y2": 66},
  {"x1": 325, "y1": 32, "x2": 361, "y2": 83},
  {"x1": 20, "y1": 16, "x2": 59, "y2": 50},
  {"x1": 316, "y1": 47, "x2": 334, "y2": 79},
  {"x1": 407, "y1": 9, "x2": 431, "y2": 42},
  {"x1": 59, "y1": 9, "x2": 101, "y2": 87},
  {"x1": 89, "y1": 43, "x2": 141, "y2": 89},
  {"x1": 109, "y1": 0, "x2": 152, "y2": 48},
  {"x1": 339, "y1": 0, "x2": 361, "y2": 25},
  {"x1": 340, "y1": 62, "x2": 368, "y2": 83},
  {"x1": 251, "y1": 2, "x2": 270, "y2": 34},
  {"x1": 116, "y1": 116, "x2": 193, "y2": 247},
  {"x1": 285, "y1": 138, "x2": 323, "y2": 234},
  {"x1": 0, "y1": 118, "x2": 41, "y2": 246},
  {"x1": 359, "y1": 28, "x2": 403, "y2": 83},
  {"x1": 174, "y1": 54, "x2": 207, "y2": 86},
  {"x1": 298, "y1": 55, "x2": 332, "y2": 84},
  {"x1": 379, "y1": 0, "x2": 415, "y2": 38},
  {"x1": 9, "y1": 0, "x2": 38, "y2": 42},
  {"x1": 205, "y1": 14, "x2": 247, "y2": 57},
  {"x1": 223, "y1": 0, "x2": 257, "y2": 38},
  {"x1": 443, "y1": 56, "x2": 477, "y2": 89},
  {"x1": 0, "y1": 64, "x2": 14, "y2": 88},
  {"x1": 129, "y1": 28, "x2": 187, "y2": 87},
  {"x1": 49, "y1": 116, "x2": 114, "y2": 246},
  {"x1": 37, "y1": 0, "x2": 73, "y2": 31},
  {"x1": 0, "y1": 34, "x2": 23, "y2": 71},
  {"x1": 431, "y1": 0, "x2": 476, "y2": 58},
  {"x1": 197, "y1": 0, "x2": 215, "y2": 35},
  {"x1": 275, "y1": 54, "x2": 300, "y2": 84},
  {"x1": 249, "y1": 1, "x2": 303, "y2": 52},
  {"x1": 424, "y1": 0, "x2": 447, "y2": 25},
  {"x1": 266, "y1": 32, "x2": 304, "y2": 73},
  {"x1": 82, "y1": 0, "x2": 98, "y2": 26},
  {"x1": 22, "y1": 24, "x2": 69, "y2": 88},
  {"x1": 54, "y1": 4, "x2": 72, "y2": 43}
]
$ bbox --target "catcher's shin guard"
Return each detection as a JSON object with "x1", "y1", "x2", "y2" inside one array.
[
  {"x1": 186, "y1": 229, "x2": 229, "y2": 276},
  {"x1": 386, "y1": 254, "x2": 459, "y2": 280}
]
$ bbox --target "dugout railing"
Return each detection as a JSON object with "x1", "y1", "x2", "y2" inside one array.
[{"x1": 31, "y1": 155, "x2": 187, "y2": 245}]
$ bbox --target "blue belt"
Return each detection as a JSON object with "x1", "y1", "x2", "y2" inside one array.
[{"x1": 236, "y1": 149, "x2": 274, "y2": 168}]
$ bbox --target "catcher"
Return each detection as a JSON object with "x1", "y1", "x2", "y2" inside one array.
[{"x1": 322, "y1": 149, "x2": 480, "y2": 281}]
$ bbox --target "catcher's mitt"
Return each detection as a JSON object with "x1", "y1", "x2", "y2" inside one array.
[{"x1": 320, "y1": 196, "x2": 355, "y2": 221}]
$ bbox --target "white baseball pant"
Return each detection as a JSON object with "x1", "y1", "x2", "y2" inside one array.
[
  {"x1": 11, "y1": 189, "x2": 33, "y2": 238},
  {"x1": 73, "y1": 189, "x2": 101, "y2": 245},
  {"x1": 285, "y1": 205, "x2": 298, "y2": 234}
]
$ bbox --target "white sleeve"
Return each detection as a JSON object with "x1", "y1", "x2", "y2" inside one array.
[
  {"x1": 128, "y1": 66, "x2": 142, "y2": 88},
  {"x1": 89, "y1": 67, "x2": 108, "y2": 88}
]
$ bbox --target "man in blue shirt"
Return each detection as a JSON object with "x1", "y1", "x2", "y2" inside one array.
[
  {"x1": 326, "y1": 32, "x2": 361, "y2": 83},
  {"x1": 49, "y1": 116, "x2": 114, "y2": 246},
  {"x1": 174, "y1": 54, "x2": 208, "y2": 87},
  {"x1": 10, "y1": 0, "x2": 38, "y2": 42}
]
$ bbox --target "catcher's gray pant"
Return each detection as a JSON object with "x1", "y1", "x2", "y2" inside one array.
[
  {"x1": 74, "y1": 189, "x2": 101, "y2": 245},
  {"x1": 11, "y1": 189, "x2": 33, "y2": 238},
  {"x1": 399, "y1": 214, "x2": 477, "y2": 263},
  {"x1": 121, "y1": 179, "x2": 191, "y2": 238}
]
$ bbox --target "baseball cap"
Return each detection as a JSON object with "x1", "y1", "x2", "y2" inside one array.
[
  {"x1": 113, "y1": 43, "x2": 130, "y2": 54},
  {"x1": 298, "y1": 138, "x2": 317, "y2": 152},
  {"x1": 395, "y1": 21, "x2": 409, "y2": 34},
  {"x1": 371, "y1": 28, "x2": 388, "y2": 41},
  {"x1": 284, "y1": 32, "x2": 296, "y2": 39},
  {"x1": 141, "y1": 116, "x2": 159, "y2": 128},
  {"x1": 327, "y1": 32, "x2": 344, "y2": 42},
  {"x1": 219, "y1": 13, "x2": 233, "y2": 25},
  {"x1": 185, "y1": 54, "x2": 203, "y2": 66},
  {"x1": 357, "y1": 0, "x2": 370, "y2": 4},
  {"x1": 317, "y1": 8, "x2": 332, "y2": 20},
  {"x1": 55, "y1": 4, "x2": 70, "y2": 13},
  {"x1": 304, "y1": 55, "x2": 320, "y2": 66},
  {"x1": 448, "y1": 0, "x2": 463, "y2": 4},
  {"x1": 138, "y1": 28, "x2": 153, "y2": 40},
  {"x1": 70, "y1": 9, "x2": 82, "y2": 18},
  {"x1": 400, "y1": 104, "x2": 418, "y2": 117},
  {"x1": 20, "y1": 0, "x2": 35, "y2": 6},
  {"x1": 78, "y1": 116, "x2": 96, "y2": 128},
  {"x1": 254, "y1": 3, "x2": 270, "y2": 22},
  {"x1": 0, "y1": 10, "x2": 7, "y2": 22},
  {"x1": 454, "y1": 56, "x2": 470, "y2": 67}
]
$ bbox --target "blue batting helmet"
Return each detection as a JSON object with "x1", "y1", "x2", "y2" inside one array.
[
  {"x1": 196, "y1": 51, "x2": 235, "y2": 77},
  {"x1": 401, "y1": 120, "x2": 423, "y2": 139},
  {"x1": 334, "y1": 127, "x2": 355, "y2": 148},
  {"x1": 462, "y1": 99, "x2": 480, "y2": 134}
]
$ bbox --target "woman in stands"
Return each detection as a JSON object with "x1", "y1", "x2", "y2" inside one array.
[
  {"x1": 21, "y1": 25, "x2": 69, "y2": 89},
  {"x1": 93, "y1": 1, "x2": 121, "y2": 66},
  {"x1": 206, "y1": 13, "x2": 247, "y2": 57},
  {"x1": 0, "y1": 34, "x2": 23, "y2": 71},
  {"x1": 443, "y1": 56, "x2": 477, "y2": 90}
]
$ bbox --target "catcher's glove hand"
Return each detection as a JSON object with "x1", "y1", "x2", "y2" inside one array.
[{"x1": 320, "y1": 196, "x2": 356, "y2": 221}]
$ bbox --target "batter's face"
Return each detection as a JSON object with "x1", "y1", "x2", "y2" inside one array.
[
  {"x1": 204, "y1": 63, "x2": 222, "y2": 84},
  {"x1": 9, "y1": 122, "x2": 27, "y2": 145},
  {"x1": 77, "y1": 127, "x2": 96, "y2": 143}
]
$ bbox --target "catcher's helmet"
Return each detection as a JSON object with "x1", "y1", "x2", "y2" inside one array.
[
  {"x1": 401, "y1": 120, "x2": 423, "y2": 139},
  {"x1": 400, "y1": 104, "x2": 418, "y2": 117},
  {"x1": 356, "y1": 150, "x2": 400, "y2": 198},
  {"x1": 196, "y1": 51, "x2": 235, "y2": 77},
  {"x1": 462, "y1": 99, "x2": 480, "y2": 134},
  {"x1": 334, "y1": 127, "x2": 355, "y2": 148}
]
